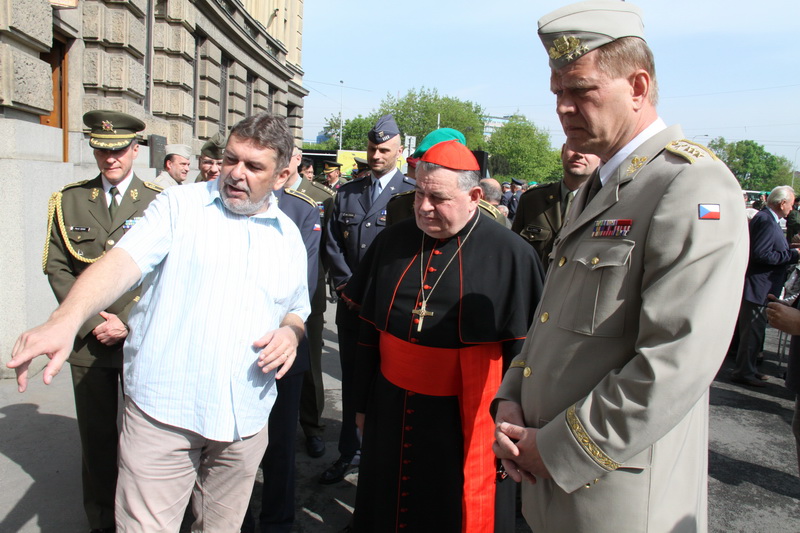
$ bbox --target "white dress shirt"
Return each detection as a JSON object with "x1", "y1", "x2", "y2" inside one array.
[{"x1": 117, "y1": 180, "x2": 310, "y2": 441}]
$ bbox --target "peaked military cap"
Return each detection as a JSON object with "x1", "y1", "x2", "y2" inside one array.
[
  {"x1": 200, "y1": 132, "x2": 227, "y2": 159},
  {"x1": 368, "y1": 114, "x2": 401, "y2": 144},
  {"x1": 323, "y1": 161, "x2": 343, "y2": 174},
  {"x1": 538, "y1": 0, "x2": 645, "y2": 70},
  {"x1": 353, "y1": 157, "x2": 370, "y2": 171},
  {"x1": 83, "y1": 110, "x2": 145, "y2": 150}
]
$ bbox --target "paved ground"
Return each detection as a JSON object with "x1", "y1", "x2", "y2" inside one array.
[{"x1": 1, "y1": 305, "x2": 799, "y2": 532}]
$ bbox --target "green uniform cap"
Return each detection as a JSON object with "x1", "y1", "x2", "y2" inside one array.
[
  {"x1": 411, "y1": 128, "x2": 466, "y2": 159},
  {"x1": 83, "y1": 110, "x2": 145, "y2": 150},
  {"x1": 200, "y1": 132, "x2": 227, "y2": 160},
  {"x1": 538, "y1": 0, "x2": 645, "y2": 70}
]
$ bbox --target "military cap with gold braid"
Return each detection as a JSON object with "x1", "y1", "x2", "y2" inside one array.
[
  {"x1": 83, "y1": 110, "x2": 146, "y2": 150},
  {"x1": 538, "y1": 0, "x2": 645, "y2": 70}
]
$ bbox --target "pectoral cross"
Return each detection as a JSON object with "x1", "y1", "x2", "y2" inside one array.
[{"x1": 411, "y1": 301, "x2": 434, "y2": 332}]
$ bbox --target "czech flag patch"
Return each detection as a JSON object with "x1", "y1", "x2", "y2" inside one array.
[
  {"x1": 698, "y1": 204, "x2": 720, "y2": 220},
  {"x1": 313, "y1": 223, "x2": 322, "y2": 231}
]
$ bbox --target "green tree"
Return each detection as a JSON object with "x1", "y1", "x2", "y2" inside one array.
[
  {"x1": 708, "y1": 137, "x2": 792, "y2": 191},
  {"x1": 376, "y1": 87, "x2": 487, "y2": 150},
  {"x1": 322, "y1": 114, "x2": 377, "y2": 151},
  {"x1": 487, "y1": 115, "x2": 560, "y2": 182}
]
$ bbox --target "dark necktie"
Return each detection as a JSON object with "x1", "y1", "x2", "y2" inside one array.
[{"x1": 108, "y1": 186, "x2": 119, "y2": 219}]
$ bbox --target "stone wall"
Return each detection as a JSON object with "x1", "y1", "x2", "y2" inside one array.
[{"x1": 0, "y1": 0, "x2": 307, "y2": 378}]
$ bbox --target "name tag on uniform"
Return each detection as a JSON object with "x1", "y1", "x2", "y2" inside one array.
[
  {"x1": 592, "y1": 219, "x2": 632, "y2": 237},
  {"x1": 70, "y1": 226, "x2": 90, "y2": 232}
]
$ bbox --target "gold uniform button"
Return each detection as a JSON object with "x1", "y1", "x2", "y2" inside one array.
[
  {"x1": 591, "y1": 257, "x2": 600, "y2": 265},
  {"x1": 558, "y1": 256, "x2": 566, "y2": 267},
  {"x1": 523, "y1": 367, "x2": 532, "y2": 378},
  {"x1": 107, "y1": 239, "x2": 115, "y2": 246},
  {"x1": 540, "y1": 312, "x2": 549, "y2": 323}
]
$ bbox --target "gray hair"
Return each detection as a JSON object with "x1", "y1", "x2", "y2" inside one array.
[
  {"x1": 594, "y1": 36, "x2": 658, "y2": 106},
  {"x1": 767, "y1": 185, "x2": 795, "y2": 207},
  {"x1": 479, "y1": 178, "x2": 503, "y2": 203},
  {"x1": 417, "y1": 161, "x2": 480, "y2": 192},
  {"x1": 229, "y1": 113, "x2": 294, "y2": 171}
]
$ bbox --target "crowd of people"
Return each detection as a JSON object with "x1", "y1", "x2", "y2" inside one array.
[{"x1": 7, "y1": 1, "x2": 798, "y2": 532}]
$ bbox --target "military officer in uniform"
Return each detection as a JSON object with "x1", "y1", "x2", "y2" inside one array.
[
  {"x1": 44, "y1": 110, "x2": 161, "y2": 533},
  {"x1": 322, "y1": 114, "x2": 415, "y2": 484},
  {"x1": 492, "y1": 3, "x2": 749, "y2": 532},
  {"x1": 154, "y1": 144, "x2": 192, "y2": 189},
  {"x1": 322, "y1": 161, "x2": 346, "y2": 189},
  {"x1": 242, "y1": 151, "x2": 321, "y2": 532},
  {"x1": 512, "y1": 145, "x2": 600, "y2": 268},
  {"x1": 196, "y1": 132, "x2": 226, "y2": 182},
  {"x1": 284, "y1": 147, "x2": 336, "y2": 458}
]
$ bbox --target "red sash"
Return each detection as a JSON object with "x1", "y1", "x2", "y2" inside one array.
[{"x1": 380, "y1": 333, "x2": 503, "y2": 533}]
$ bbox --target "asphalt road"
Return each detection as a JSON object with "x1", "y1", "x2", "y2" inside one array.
[{"x1": 1, "y1": 305, "x2": 798, "y2": 532}]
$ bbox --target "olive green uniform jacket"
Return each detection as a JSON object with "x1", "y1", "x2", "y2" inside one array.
[
  {"x1": 511, "y1": 181, "x2": 563, "y2": 268},
  {"x1": 44, "y1": 175, "x2": 162, "y2": 368},
  {"x1": 494, "y1": 126, "x2": 749, "y2": 533}
]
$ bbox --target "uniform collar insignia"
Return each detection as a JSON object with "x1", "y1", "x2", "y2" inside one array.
[
  {"x1": 90, "y1": 188, "x2": 100, "y2": 200},
  {"x1": 130, "y1": 188, "x2": 138, "y2": 201},
  {"x1": 626, "y1": 156, "x2": 648, "y2": 175}
]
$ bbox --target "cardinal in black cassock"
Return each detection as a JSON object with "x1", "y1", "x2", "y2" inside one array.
[{"x1": 343, "y1": 140, "x2": 545, "y2": 532}]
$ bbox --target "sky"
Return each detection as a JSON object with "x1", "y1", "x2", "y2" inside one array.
[{"x1": 300, "y1": 0, "x2": 800, "y2": 167}]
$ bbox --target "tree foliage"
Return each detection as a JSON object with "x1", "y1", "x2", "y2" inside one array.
[
  {"x1": 376, "y1": 87, "x2": 487, "y2": 150},
  {"x1": 487, "y1": 115, "x2": 561, "y2": 183},
  {"x1": 708, "y1": 137, "x2": 794, "y2": 191},
  {"x1": 322, "y1": 114, "x2": 376, "y2": 151}
]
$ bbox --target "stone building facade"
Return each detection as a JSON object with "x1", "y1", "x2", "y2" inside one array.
[{"x1": 0, "y1": 0, "x2": 307, "y2": 376}]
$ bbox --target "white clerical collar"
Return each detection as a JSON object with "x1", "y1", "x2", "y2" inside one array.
[{"x1": 598, "y1": 117, "x2": 667, "y2": 186}]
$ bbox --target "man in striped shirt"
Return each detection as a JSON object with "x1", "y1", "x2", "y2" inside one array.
[{"x1": 9, "y1": 113, "x2": 310, "y2": 532}]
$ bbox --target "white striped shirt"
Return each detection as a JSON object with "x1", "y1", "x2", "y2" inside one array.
[{"x1": 117, "y1": 181, "x2": 310, "y2": 441}]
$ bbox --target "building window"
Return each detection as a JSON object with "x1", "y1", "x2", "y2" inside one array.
[
  {"x1": 193, "y1": 33, "x2": 205, "y2": 136},
  {"x1": 144, "y1": 0, "x2": 155, "y2": 112}
]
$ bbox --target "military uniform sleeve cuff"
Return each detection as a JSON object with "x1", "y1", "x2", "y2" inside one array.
[{"x1": 537, "y1": 405, "x2": 619, "y2": 494}]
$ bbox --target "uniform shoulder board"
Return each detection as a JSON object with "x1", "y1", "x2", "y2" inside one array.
[
  {"x1": 479, "y1": 199, "x2": 500, "y2": 219},
  {"x1": 311, "y1": 180, "x2": 335, "y2": 196},
  {"x1": 665, "y1": 140, "x2": 719, "y2": 164},
  {"x1": 143, "y1": 181, "x2": 164, "y2": 192},
  {"x1": 60, "y1": 179, "x2": 89, "y2": 191},
  {"x1": 285, "y1": 188, "x2": 317, "y2": 208},
  {"x1": 392, "y1": 189, "x2": 415, "y2": 198}
]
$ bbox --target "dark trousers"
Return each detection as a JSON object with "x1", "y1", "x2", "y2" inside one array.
[
  {"x1": 242, "y1": 371, "x2": 305, "y2": 533},
  {"x1": 336, "y1": 316, "x2": 361, "y2": 458},
  {"x1": 733, "y1": 300, "x2": 766, "y2": 379},
  {"x1": 70, "y1": 365, "x2": 122, "y2": 530},
  {"x1": 299, "y1": 280, "x2": 327, "y2": 438}
]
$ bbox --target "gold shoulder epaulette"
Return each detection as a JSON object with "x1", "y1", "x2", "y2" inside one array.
[
  {"x1": 285, "y1": 188, "x2": 317, "y2": 208},
  {"x1": 312, "y1": 181, "x2": 335, "y2": 196},
  {"x1": 392, "y1": 189, "x2": 415, "y2": 198},
  {"x1": 60, "y1": 179, "x2": 89, "y2": 191},
  {"x1": 143, "y1": 181, "x2": 164, "y2": 192},
  {"x1": 665, "y1": 140, "x2": 719, "y2": 164},
  {"x1": 479, "y1": 199, "x2": 500, "y2": 219}
]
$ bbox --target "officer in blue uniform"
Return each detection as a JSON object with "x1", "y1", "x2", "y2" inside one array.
[
  {"x1": 321, "y1": 114, "x2": 415, "y2": 484},
  {"x1": 242, "y1": 169, "x2": 321, "y2": 533}
]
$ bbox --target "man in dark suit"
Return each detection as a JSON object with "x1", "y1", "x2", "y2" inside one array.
[
  {"x1": 322, "y1": 114, "x2": 415, "y2": 484},
  {"x1": 512, "y1": 145, "x2": 599, "y2": 268},
  {"x1": 242, "y1": 151, "x2": 321, "y2": 533},
  {"x1": 733, "y1": 185, "x2": 799, "y2": 387},
  {"x1": 44, "y1": 110, "x2": 161, "y2": 533}
]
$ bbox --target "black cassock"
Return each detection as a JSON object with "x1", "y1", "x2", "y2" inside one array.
[{"x1": 344, "y1": 211, "x2": 545, "y2": 532}]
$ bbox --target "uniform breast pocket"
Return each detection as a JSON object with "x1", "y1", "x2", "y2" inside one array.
[
  {"x1": 521, "y1": 224, "x2": 551, "y2": 243},
  {"x1": 66, "y1": 226, "x2": 98, "y2": 244},
  {"x1": 338, "y1": 213, "x2": 363, "y2": 237},
  {"x1": 557, "y1": 239, "x2": 635, "y2": 338}
]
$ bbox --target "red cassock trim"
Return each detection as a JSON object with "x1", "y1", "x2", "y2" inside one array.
[{"x1": 380, "y1": 332, "x2": 502, "y2": 533}]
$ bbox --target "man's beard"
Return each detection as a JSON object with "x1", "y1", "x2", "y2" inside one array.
[{"x1": 219, "y1": 178, "x2": 270, "y2": 215}]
